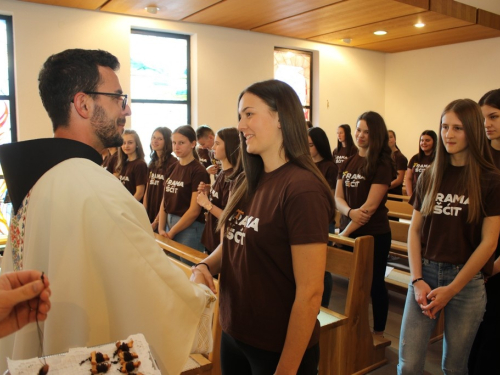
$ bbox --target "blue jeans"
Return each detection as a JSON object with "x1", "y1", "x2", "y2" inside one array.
[
  {"x1": 398, "y1": 258, "x2": 486, "y2": 375},
  {"x1": 166, "y1": 214, "x2": 205, "y2": 252}
]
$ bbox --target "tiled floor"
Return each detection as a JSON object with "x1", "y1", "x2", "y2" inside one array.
[{"x1": 328, "y1": 275, "x2": 443, "y2": 375}]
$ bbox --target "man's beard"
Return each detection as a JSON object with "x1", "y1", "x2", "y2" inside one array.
[{"x1": 91, "y1": 104, "x2": 124, "y2": 148}]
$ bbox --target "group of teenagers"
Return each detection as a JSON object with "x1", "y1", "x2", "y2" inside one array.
[{"x1": 95, "y1": 77, "x2": 499, "y2": 374}]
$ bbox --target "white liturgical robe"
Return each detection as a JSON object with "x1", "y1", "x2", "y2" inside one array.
[{"x1": 0, "y1": 139, "x2": 212, "y2": 375}]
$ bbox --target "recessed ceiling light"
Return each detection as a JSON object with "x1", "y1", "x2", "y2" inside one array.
[
  {"x1": 145, "y1": 6, "x2": 159, "y2": 14},
  {"x1": 342, "y1": 38, "x2": 352, "y2": 44},
  {"x1": 414, "y1": 23, "x2": 425, "y2": 28},
  {"x1": 374, "y1": 30, "x2": 387, "y2": 36}
]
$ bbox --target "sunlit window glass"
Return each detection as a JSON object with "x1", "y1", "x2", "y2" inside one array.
[
  {"x1": 274, "y1": 48, "x2": 312, "y2": 121},
  {"x1": 130, "y1": 30, "x2": 190, "y2": 162}
]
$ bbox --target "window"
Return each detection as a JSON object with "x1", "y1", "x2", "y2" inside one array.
[
  {"x1": 274, "y1": 48, "x2": 312, "y2": 121},
  {"x1": 0, "y1": 15, "x2": 16, "y2": 145},
  {"x1": 130, "y1": 30, "x2": 190, "y2": 158}
]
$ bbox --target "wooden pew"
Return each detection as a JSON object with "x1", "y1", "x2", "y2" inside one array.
[
  {"x1": 388, "y1": 193, "x2": 410, "y2": 202},
  {"x1": 386, "y1": 200, "x2": 412, "y2": 221},
  {"x1": 323, "y1": 234, "x2": 391, "y2": 375},
  {"x1": 389, "y1": 220, "x2": 409, "y2": 258},
  {"x1": 155, "y1": 233, "x2": 207, "y2": 264},
  {"x1": 155, "y1": 236, "x2": 221, "y2": 375}
]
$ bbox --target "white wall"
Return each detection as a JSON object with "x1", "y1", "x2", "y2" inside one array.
[
  {"x1": 385, "y1": 36, "x2": 500, "y2": 160},
  {"x1": 0, "y1": 0, "x2": 386, "y2": 149}
]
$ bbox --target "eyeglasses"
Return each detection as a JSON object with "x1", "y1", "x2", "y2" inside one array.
[{"x1": 84, "y1": 91, "x2": 128, "y2": 110}]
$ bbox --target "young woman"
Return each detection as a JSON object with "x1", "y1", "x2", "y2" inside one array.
[
  {"x1": 192, "y1": 80, "x2": 335, "y2": 374},
  {"x1": 197, "y1": 127, "x2": 241, "y2": 254},
  {"x1": 404, "y1": 130, "x2": 437, "y2": 196},
  {"x1": 388, "y1": 130, "x2": 408, "y2": 195},
  {"x1": 308, "y1": 126, "x2": 338, "y2": 308},
  {"x1": 158, "y1": 125, "x2": 210, "y2": 252},
  {"x1": 143, "y1": 127, "x2": 178, "y2": 231},
  {"x1": 335, "y1": 111, "x2": 393, "y2": 336},
  {"x1": 332, "y1": 124, "x2": 357, "y2": 168},
  {"x1": 114, "y1": 129, "x2": 148, "y2": 202},
  {"x1": 398, "y1": 99, "x2": 500, "y2": 375},
  {"x1": 468, "y1": 89, "x2": 500, "y2": 375}
]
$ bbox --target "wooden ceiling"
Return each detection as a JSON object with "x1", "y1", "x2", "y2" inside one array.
[{"x1": 18, "y1": 0, "x2": 500, "y2": 53}]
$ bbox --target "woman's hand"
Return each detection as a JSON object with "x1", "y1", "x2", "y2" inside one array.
[
  {"x1": 197, "y1": 192, "x2": 210, "y2": 209},
  {"x1": 159, "y1": 229, "x2": 169, "y2": 238},
  {"x1": 421, "y1": 286, "x2": 455, "y2": 319},
  {"x1": 349, "y1": 208, "x2": 371, "y2": 225},
  {"x1": 412, "y1": 280, "x2": 433, "y2": 319},
  {"x1": 190, "y1": 266, "x2": 217, "y2": 294},
  {"x1": 197, "y1": 182, "x2": 210, "y2": 195}
]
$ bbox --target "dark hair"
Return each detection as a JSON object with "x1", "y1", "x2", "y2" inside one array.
[
  {"x1": 196, "y1": 124, "x2": 215, "y2": 139},
  {"x1": 149, "y1": 127, "x2": 173, "y2": 169},
  {"x1": 219, "y1": 79, "x2": 335, "y2": 229},
  {"x1": 173, "y1": 125, "x2": 199, "y2": 161},
  {"x1": 356, "y1": 111, "x2": 393, "y2": 178},
  {"x1": 216, "y1": 127, "x2": 241, "y2": 169},
  {"x1": 308, "y1": 127, "x2": 333, "y2": 161},
  {"x1": 419, "y1": 99, "x2": 498, "y2": 223},
  {"x1": 479, "y1": 89, "x2": 500, "y2": 109},
  {"x1": 305, "y1": 120, "x2": 313, "y2": 129},
  {"x1": 38, "y1": 49, "x2": 120, "y2": 131},
  {"x1": 115, "y1": 129, "x2": 145, "y2": 175},
  {"x1": 388, "y1": 129, "x2": 400, "y2": 159},
  {"x1": 336, "y1": 124, "x2": 356, "y2": 153},
  {"x1": 418, "y1": 130, "x2": 438, "y2": 159}
]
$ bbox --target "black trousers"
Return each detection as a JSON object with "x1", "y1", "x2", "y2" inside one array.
[
  {"x1": 349, "y1": 231, "x2": 391, "y2": 332},
  {"x1": 221, "y1": 331, "x2": 319, "y2": 375}
]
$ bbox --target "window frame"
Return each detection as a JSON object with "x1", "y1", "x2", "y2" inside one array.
[
  {"x1": 0, "y1": 15, "x2": 17, "y2": 143},
  {"x1": 274, "y1": 47, "x2": 313, "y2": 122},
  {"x1": 130, "y1": 29, "x2": 191, "y2": 125}
]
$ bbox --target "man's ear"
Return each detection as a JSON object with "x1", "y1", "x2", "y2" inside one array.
[{"x1": 72, "y1": 92, "x2": 92, "y2": 119}]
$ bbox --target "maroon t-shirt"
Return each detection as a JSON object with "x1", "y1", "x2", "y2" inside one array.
[
  {"x1": 414, "y1": 166, "x2": 500, "y2": 275},
  {"x1": 196, "y1": 147, "x2": 212, "y2": 169},
  {"x1": 201, "y1": 168, "x2": 233, "y2": 253},
  {"x1": 145, "y1": 155, "x2": 178, "y2": 223},
  {"x1": 333, "y1": 145, "x2": 357, "y2": 168},
  {"x1": 220, "y1": 163, "x2": 333, "y2": 352},
  {"x1": 163, "y1": 159, "x2": 210, "y2": 223},
  {"x1": 489, "y1": 145, "x2": 500, "y2": 259},
  {"x1": 102, "y1": 152, "x2": 118, "y2": 174},
  {"x1": 118, "y1": 158, "x2": 148, "y2": 198},
  {"x1": 315, "y1": 159, "x2": 338, "y2": 189},
  {"x1": 388, "y1": 150, "x2": 408, "y2": 195},
  {"x1": 490, "y1": 145, "x2": 500, "y2": 170},
  {"x1": 338, "y1": 154, "x2": 392, "y2": 235},
  {"x1": 408, "y1": 153, "x2": 434, "y2": 193}
]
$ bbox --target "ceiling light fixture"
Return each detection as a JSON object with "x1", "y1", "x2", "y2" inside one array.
[
  {"x1": 342, "y1": 38, "x2": 352, "y2": 44},
  {"x1": 414, "y1": 22, "x2": 425, "y2": 28},
  {"x1": 374, "y1": 30, "x2": 387, "y2": 36},
  {"x1": 145, "y1": 6, "x2": 159, "y2": 14}
]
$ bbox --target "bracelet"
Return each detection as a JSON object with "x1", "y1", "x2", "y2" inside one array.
[
  {"x1": 206, "y1": 203, "x2": 213, "y2": 212},
  {"x1": 347, "y1": 208, "x2": 352, "y2": 219},
  {"x1": 412, "y1": 277, "x2": 424, "y2": 285},
  {"x1": 195, "y1": 262, "x2": 211, "y2": 274}
]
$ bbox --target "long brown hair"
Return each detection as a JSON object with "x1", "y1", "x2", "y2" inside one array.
[
  {"x1": 115, "y1": 129, "x2": 145, "y2": 175},
  {"x1": 148, "y1": 127, "x2": 173, "y2": 169},
  {"x1": 418, "y1": 99, "x2": 498, "y2": 223},
  {"x1": 219, "y1": 80, "x2": 335, "y2": 229},
  {"x1": 356, "y1": 111, "x2": 393, "y2": 179}
]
